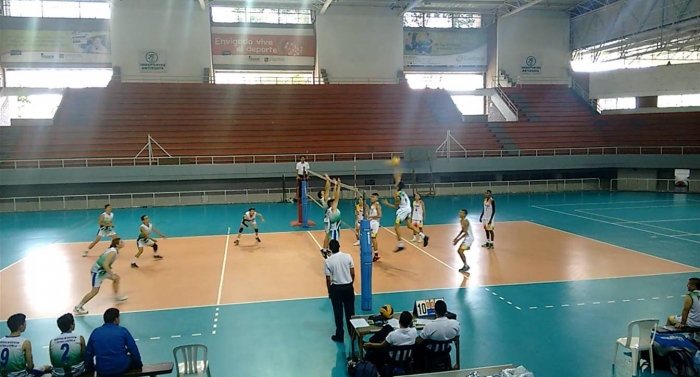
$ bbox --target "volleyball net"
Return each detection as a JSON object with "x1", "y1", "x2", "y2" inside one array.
[{"x1": 291, "y1": 169, "x2": 366, "y2": 229}]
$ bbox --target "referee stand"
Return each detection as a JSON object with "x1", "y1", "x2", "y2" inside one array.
[{"x1": 291, "y1": 173, "x2": 316, "y2": 228}]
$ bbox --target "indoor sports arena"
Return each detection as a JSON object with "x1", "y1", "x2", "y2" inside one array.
[{"x1": 0, "y1": 0, "x2": 699, "y2": 376}]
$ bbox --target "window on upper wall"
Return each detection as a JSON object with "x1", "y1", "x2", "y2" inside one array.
[
  {"x1": 403, "y1": 12, "x2": 481, "y2": 28},
  {"x1": 3, "y1": 0, "x2": 110, "y2": 18},
  {"x1": 598, "y1": 97, "x2": 636, "y2": 110},
  {"x1": 658, "y1": 94, "x2": 700, "y2": 108},
  {"x1": 211, "y1": 6, "x2": 313, "y2": 24}
]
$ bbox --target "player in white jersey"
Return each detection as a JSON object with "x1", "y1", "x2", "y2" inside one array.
[
  {"x1": 353, "y1": 197, "x2": 369, "y2": 246},
  {"x1": 83, "y1": 204, "x2": 119, "y2": 257},
  {"x1": 318, "y1": 174, "x2": 339, "y2": 258},
  {"x1": 0, "y1": 314, "x2": 52, "y2": 377},
  {"x1": 410, "y1": 192, "x2": 426, "y2": 243},
  {"x1": 368, "y1": 193, "x2": 382, "y2": 262},
  {"x1": 383, "y1": 181, "x2": 428, "y2": 252},
  {"x1": 234, "y1": 208, "x2": 266, "y2": 246},
  {"x1": 452, "y1": 209, "x2": 474, "y2": 273},
  {"x1": 479, "y1": 190, "x2": 496, "y2": 249},
  {"x1": 131, "y1": 214, "x2": 167, "y2": 268},
  {"x1": 322, "y1": 179, "x2": 343, "y2": 259},
  {"x1": 49, "y1": 314, "x2": 86, "y2": 377},
  {"x1": 74, "y1": 238, "x2": 127, "y2": 315}
]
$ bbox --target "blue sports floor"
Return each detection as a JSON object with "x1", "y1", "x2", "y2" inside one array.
[{"x1": 1, "y1": 191, "x2": 699, "y2": 377}]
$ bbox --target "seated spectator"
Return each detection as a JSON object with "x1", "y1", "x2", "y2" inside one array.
[
  {"x1": 49, "y1": 313, "x2": 86, "y2": 377},
  {"x1": 667, "y1": 277, "x2": 700, "y2": 328},
  {"x1": 0, "y1": 313, "x2": 52, "y2": 377},
  {"x1": 84, "y1": 308, "x2": 142, "y2": 377},
  {"x1": 362, "y1": 311, "x2": 417, "y2": 369},
  {"x1": 414, "y1": 300, "x2": 460, "y2": 371}
]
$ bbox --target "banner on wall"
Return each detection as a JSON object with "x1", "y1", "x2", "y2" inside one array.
[
  {"x1": 520, "y1": 53, "x2": 543, "y2": 75},
  {"x1": 403, "y1": 28, "x2": 487, "y2": 67},
  {"x1": 139, "y1": 50, "x2": 167, "y2": 72},
  {"x1": 211, "y1": 26, "x2": 316, "y2": 69},
  {"x1": 0, "y1": 30, "x2": 111, "y2": 64}
]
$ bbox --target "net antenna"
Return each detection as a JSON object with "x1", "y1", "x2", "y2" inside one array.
[{"x1": 307, "y1": 169, "x2": 366, "y2": 198}]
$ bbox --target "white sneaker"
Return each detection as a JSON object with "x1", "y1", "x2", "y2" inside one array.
[
  {"x1": 82, "y1": 250, "x2": 89, "y2": 257},
  {"x1": 74, "y1": 306, "x2": 88, "y2": 315},
  {"x1": 410, "y1": 236, "x2": 417, "y2": 242},
  {"x1": 353, "y1": 241, "x2": 360, "y2": 246},
  {"x1": 115, "y1": 295, "x2": 128, "y2": 302}
]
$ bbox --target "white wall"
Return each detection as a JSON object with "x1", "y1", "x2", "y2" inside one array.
[
  {"x1": 590, "y1": 63, "x2": 700, "y2": 99},
  {"x1": 496, "y1": 10, "x2": 570, "y2": 83},
  {"x1": 315, "y1": 7, "x2": 403, "y2": 81},
  {"x1": 110, "y1": 0, "x2": 212, "y2": 82}
]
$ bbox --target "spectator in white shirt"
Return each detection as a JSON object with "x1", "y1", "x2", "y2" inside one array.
[
  {"x1": 414, "y1": 300, "x2": 460, "y2": 370},
  {"x1": 363, "y1": 311, "x2": 417, "y2": 369},
  {"x1": 325, "y1": 240, "x2": 355, "y2": 343}
]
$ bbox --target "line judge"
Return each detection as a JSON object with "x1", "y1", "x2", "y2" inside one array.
[{"x1": 324, "y1": 239, "x2": 356, "y2": 343}]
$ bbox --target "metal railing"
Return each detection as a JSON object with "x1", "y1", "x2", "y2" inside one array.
[
  {"x1": 0, "y1": 178, "x2": 602, "y2": 213},
  {"x1": 493, "y1": 84, "x2": 519, "y2": 119},
  {"x1": 611, "y1": 178, "x2": 700, "y2": 193},
  {"x1": 571, "y1": 79, "x2": 603, "y2": 114},
  {"x1": 2, "y1": 146, "x2": 699, "y2": 170},
  {"x1": 114, "y1": 75, "x2": 399, "y2": 85}
]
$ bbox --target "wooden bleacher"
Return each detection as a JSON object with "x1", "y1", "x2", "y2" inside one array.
[
  {"x1": 0, "y1": 83, "x2": 499, "y2": 162},
  {"x1": 494, "y1": 85, "x2": 700, "y2": 154}
]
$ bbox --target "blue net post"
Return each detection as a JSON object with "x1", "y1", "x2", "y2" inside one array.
[
  {"x1": 301, "y1": 180, "x2": 309, "y2": 228},
  {"x1": 359, "y1": 219, "x2": 372, "y2": 311}
]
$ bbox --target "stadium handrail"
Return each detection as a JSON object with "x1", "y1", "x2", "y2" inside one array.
[
  {"x1": 0, "y1": 178, "x2": 602, "y2": 213},
  {"x1": 115, "y1": 75, "x2": 400, "y2": 84},
  {"x1": 1, "y1": 146, "x2": 699, "y2": 170}
]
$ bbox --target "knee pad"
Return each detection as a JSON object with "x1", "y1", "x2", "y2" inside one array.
[
  {"x1": 153, "y1": 243, "x2": 159, "y2": 251},
  {"x1": 239, "y1": 227, "x2": 244, "y2": 234}
]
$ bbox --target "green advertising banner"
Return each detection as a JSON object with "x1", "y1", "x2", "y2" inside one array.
[{"x1": 404, "y1": 28, "x2": 487, "y2": 67}]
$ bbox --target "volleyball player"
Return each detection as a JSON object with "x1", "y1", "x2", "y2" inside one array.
[
  {"x1": 234, "y1": 208, "x2": 266, "y2": 246},
  {"x1": 131, "y1": 215, "x2": 167, "y2": 268},
  {"x1": 322, "y1": 179, "x2": 342, "y2": 259},
  {"x1": 479, "y1": 190, "x2": 496, "y2": 249},
  {"x1": 368, "y1": 193, "x2": 382, "y2": 262},
  {"x1": 74, "y1": 238, "x2": 127, "y2": 315},
  {"x1": 410, "y1": 192, "x2": 425, "y2": 243},
  {"x1": 353, "y1": 196, "x2": 369, "y2": 246},
  {"x1": 383, "y1": 181, "x2": 428, "y2": 252},
  {"x1": 83, "y1": 204, "x2": 119, "y2": 257},
  {"x1": 453, "y1": 209, "x2": 473, "y2": 273},
  {"x1": 319, "y1": 175, "x2": 340, "y2": 258}
]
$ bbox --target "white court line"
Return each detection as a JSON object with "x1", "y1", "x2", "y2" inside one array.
[
  {"x1": 580, "y1": 204, "x2": 700, "y2": 211},
  {"x1": 381, "y1": 228, "x2": 460, "y2": 273},
  {"x1": 0, "y1": 216, "x2": 94, "y2": 273},
  {"x1": 305, "y1": 231, "x2": 359, "y2": 294},
  {"x1": 524, "y1": 219, "x2": 700, "y2": 269},
  {"x1": 216, "y1": 227, "x2": 231, "y2": 306},
  {"x1": 532, "y1": 205, "x2": 700, "y2": 246},
  {"x1": 538, "y1": 200, "x2": 696, "y2": 207},
  {"x1": 617, "y1": 218, "x2": 700, "y2": 224},
  {"x1": 576, "y1": 209, "x2": 700, "y2": 236}
]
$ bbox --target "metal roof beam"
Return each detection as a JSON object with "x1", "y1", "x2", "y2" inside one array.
[
  {"x1": 319, "y1": 0, "x2": 333, "y2": 14},
  {"x1": 495, "y1": 0, "x2": 545, "y2": 18},
  {"x1": 399, "y1": 0, "x2": 424, "y2": 15}
]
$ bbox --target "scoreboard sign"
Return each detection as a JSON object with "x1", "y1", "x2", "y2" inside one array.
[{"x1": 413, "y1": 298, "x2": 444, "y2": 318}]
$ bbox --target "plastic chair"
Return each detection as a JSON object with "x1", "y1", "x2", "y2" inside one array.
[
  {"x1": 612, "y1": 319, "x2": 658, "y2": 376},
  {"x1": 384, "y1": 344, "x2": 415, "y2": 376},
  {"x1": 421, "y1": 338, "x2": 455, "y2": 372},
  {"x1": 173, "y1": 344, "x2": 211, "y2": 377}
]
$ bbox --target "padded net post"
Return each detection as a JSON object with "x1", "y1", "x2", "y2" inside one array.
[{"x1": 291, "y1": 179, "x2": 316, "y2": 228}]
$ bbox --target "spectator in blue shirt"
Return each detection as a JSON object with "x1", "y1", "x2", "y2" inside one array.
[{"x1": 84, "y1": 308, "x2": 142, "y2": 377}]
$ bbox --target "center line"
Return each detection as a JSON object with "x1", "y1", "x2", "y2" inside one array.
[{"x1": 216, "y1": 227, "x2": 231, "y2": 306}]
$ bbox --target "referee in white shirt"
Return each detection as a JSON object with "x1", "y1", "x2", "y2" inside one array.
[
  {"x1": 324, "y1": 239, "x2": 355, "y2": 342},
  {"x1": 295, "y1": 156, "x2": 310, "y2": 200}
]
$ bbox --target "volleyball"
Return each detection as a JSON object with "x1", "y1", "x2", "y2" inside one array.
[
  {"x1": 379, "y1": 304, "x2": 394, "y2": 319},
  {"x1": 391, "y1": 156, "x2": 400, "y2": 165}
]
